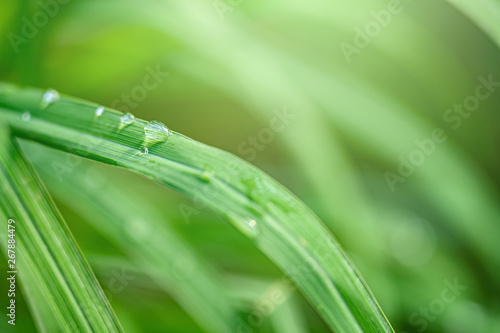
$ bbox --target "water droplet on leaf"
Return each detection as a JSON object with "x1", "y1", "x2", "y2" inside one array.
[
  {"x1": 21, "y1": 111, "x2": 31, "y2": 121},
  {"x1": 144, "y1": 120, "x2": 170, "y2": 146},
  {"x1": 41, "y1": 89, "x2": 59, "y2": 109},
  {"x1": 248, "y1": 219, "x2": 257, "y2": 228},
  {"x1": 244, "y1": 218, "x2": 261, "y2": 238},
  {"x1": 119, "y1": 112, "x2": 135, "y2": 130},
  {"x1": 228, "y1": 213, "x2": 261, "y2": 239},
  {"x1": 95, "y1": 106, "x2": 104, "y2": 118}
]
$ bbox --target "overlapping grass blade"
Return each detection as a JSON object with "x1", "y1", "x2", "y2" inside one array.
[
  {"x1": 0, "y1": 127, "x2": 123, "y2": 333},
  {"x1": 34, "y1": 0, "x2": 498, "y2": 288},
  {"x1": 0, "y1": 84, "x2": 393, "y2": 332},
  {"x1": 73, "y1": 0, "x2": 500, "y2": 281},
  {"x1": 26, "y1": 146, "x2": 239, "y2": 333}
]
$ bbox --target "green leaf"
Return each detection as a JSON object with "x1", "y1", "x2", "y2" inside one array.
[
  {"x1": 0, "y1": 84, "x2": 393, "y2": 332},
  {"x1": 13, "y1": 257, "x2": 63, "y2": 333},
  {"x1": 28, "y1": 146, "x2": 239, "y2": 333},
  {"x1": 0, "y1": 126, "x2": 123, "y2": 333}
]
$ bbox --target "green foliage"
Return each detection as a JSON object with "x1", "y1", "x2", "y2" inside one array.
[
  {"x1": 1, "y1": 0, "x2": 500, "y2": 332},
  {"x1": 0, "y1": 84, "x2": 392, "y2": 332},
  {"x1": 0, "y1": 128, "x2": 123, "y2": 333}
]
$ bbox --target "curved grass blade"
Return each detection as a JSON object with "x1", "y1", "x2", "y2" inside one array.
[
  {"x1": 0, "y1": 127, "x2": 123, "y2": 333},
  {"x1": 155, "y1": 0, "x2": 500, "y2": 280},
  {"x1": 62, "y1": 0, "x2": 394, "y2": 283},
  {"x1": 295, "y1": 66, "x2": 500, "y2": 275},
  {"x1": 27, "y1": 146, "x2": 239, "y2": 333},
  {"x1": 37, "y1": 0, "x2": 494, "y2": 294},
  {"x1": 0, "y1": 84, "x2": 393, "y2": 332},
  {"x1": 74, "y1": 0, "x2": 500, "y2": 281}
]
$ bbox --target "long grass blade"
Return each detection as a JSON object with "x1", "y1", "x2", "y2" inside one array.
[
  {"x1": 0, "y1": 126, "x2": 123, "y2": 332},
  {"x1": 0, "y1": 84, "x2": 393, "y2": 332},
  {"x1": 27, "y1": 146, "x2": 239, "y2": 333},
  {"x1": 12, "y1": 256, "x2": 63, "y2": 333}
]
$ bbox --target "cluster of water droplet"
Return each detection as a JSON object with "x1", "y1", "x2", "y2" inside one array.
[
  {"x1": 22, "y1": 88, "x2": 61, "y2": 121},
  {"x1": 36, "y1": 89, "x2": 172, "y2": 157},
  {"x1": 116, "y1": 112, "x2": 171, "y2": 154}
]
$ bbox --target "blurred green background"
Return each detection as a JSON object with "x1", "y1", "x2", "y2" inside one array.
[{"x1": 1, "y1": 0, "x2": 500, "y2": 332}]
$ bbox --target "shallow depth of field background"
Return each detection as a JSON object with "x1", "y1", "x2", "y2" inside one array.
[{"x1": 1, "y1": 0, "x2": 500, "y2": 332}]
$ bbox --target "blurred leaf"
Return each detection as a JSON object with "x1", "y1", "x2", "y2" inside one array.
[{"x1": 446, "y1": 0, "x2": 500, "y2": 48}]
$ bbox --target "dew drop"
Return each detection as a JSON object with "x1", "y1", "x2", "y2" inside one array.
[
  {"x1": 41, "y1": 89, "x2": 59, "y2": 108},
  {"x1": 95, "y1": 106, "x2": 104, "y2": 118},
  {"x1": 43, "y1": 89, "x2": 59, "y2": 103},
  {"x1": 226, "y1": 214, "x2": 261, "y2": 239},
  {"x1": 133, "y1": 146, "x2": 150, "y2": 157},
  {"x1": 121, "y1": 112, "x2": 135, "y2": 124},
  {"x1": 21, "y1": 111, "x2": 31, "y2": 122},
  {"x1": 119, "y1": 112, "x2": 135, "y2": 130},
  {"x1": 244, "y1": 218, "x2": 261, "y2": 238},
  {"x1": 143, "y1": 120, "x2": 170, "y2": 146}
]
